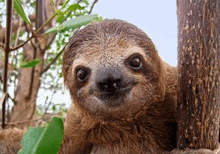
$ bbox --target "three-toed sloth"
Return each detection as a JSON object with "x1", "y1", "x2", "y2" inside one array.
[
  {"x1": 0, "y1": 19, "x2": 177, "y2": 154},
  {"x1": 60, "y1": 19, "x2": 177, "y2": 154}
]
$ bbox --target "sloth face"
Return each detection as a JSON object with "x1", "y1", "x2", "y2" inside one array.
[
  {"x1": 67, "y1": 45, "x2": 163, "y2": 119},
  {"x1": 63, "y1": 20, "x2": 164, "y2": 119}
]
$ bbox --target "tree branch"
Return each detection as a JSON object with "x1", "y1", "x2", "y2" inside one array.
[
  {"x1": 2, "y1": 0, "x2": 12, "y2": 129},
  {"x1": 9, "y1": 13, "x2": 56, "y2": 52},
  {"x1": 88, "y1": 0, "x2": 98, "y2": 14},
  {"x1": 14, "y1": 18, "x2": 23, "y2": 48},
  {"x1": 8, "y1": 0, "x2": 97, "y2": 53},
  {"x1": 10, "y1": 35, "x2": 35, "y2": 51},
  {"x1": 0, "y1": 42, "x2": 4, "y2": 49},
  {"x1": 43, "y1": 76, "x2": 60, "y2": 115},
  {"x1": 0, "y1": 76, "x2": 3, "y2": 83},
  {"x1": 35, "y1": 13, "x2": 56, "y2": 34},
  {"x1": 41, "y1": 44, "x2": 67, "y2": 75},
  {"x1": 7, "y1": 93, "x2": 16, "y2": 105}
]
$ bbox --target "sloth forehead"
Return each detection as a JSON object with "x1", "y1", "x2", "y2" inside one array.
[{"x1": 72, "y1": 45, "x2": 152, "y2": 69}]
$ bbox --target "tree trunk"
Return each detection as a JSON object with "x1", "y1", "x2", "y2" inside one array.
[
  {"x1": 10, "y1": 0, "x2": 55, "y2": 128},
  {"x1": 176, "y1": 0, "x2": 220, "y2": 151}
]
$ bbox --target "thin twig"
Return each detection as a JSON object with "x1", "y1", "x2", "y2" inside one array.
[
  {"x1": 9, "y1": 0, "x2": 97, "y2": 51},
  {"x1": 27, "y1": 38, "x2": 37, "y2": 98},
  {"x1": 77, "y1": 0, "x2": 83, "y2": 3},
  {"x1": 7, "y1": 93, "x2": 16, "y2": 105},
  {"x1": 10, "y1": 13, "x2": 56, "y2": 52},
  {"x1": 2, "y1": 0, "x2": 12, "y2": 129},
  {"x1": 10, "y1": 35, "x2": 34, "y2": 51},
  {"x1": 0, "y1": 43, "x2": 4, "y2": 49},
  {"x1": 41, "y1": 44, "x2": 67, "y2": 75},
  {"x1": 0, "y1": 76, "x2": 3, "y2": 83},
  {"x1": 0, "y1": 93, "x2": 8, "y2": 107},
  {"x1": 10, "y1": 18, "x2": 22, "y2": 73},
  {"x1": 88, "y1": 0, "x2": 98, "y2": 14},
  {"x1": 43, "y1": 76, "x2": 60, "y2": 115},
  {"x1": 14, "y1": 17, "x2": 23, "y2": 47},
  {"x1": 35, "y1": 13, "x2": 56, "y2": 34}
]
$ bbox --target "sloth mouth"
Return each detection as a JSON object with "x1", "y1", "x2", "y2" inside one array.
[
  {"x1": 97, "y1": 86, "x2": 131, "y2": 95},
  {"x1": 96, "y1": 86, "x2": 132, "y2": 107}
]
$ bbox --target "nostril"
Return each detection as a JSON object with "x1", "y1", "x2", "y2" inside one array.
[{"x1": 97, "y1": 78, "x2": 123, "y2": 92}]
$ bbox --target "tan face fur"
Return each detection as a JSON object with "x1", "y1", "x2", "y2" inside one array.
[{"x1": 63, "y1": 20, "x2": 165, "y2": 120}]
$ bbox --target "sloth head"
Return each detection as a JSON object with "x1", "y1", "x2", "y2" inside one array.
[{"x1": 63, "y1": 19, "x2": 166, "y2": 120}]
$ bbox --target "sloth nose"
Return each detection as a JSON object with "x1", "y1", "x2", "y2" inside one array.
[{"x1": 96, "y1": 68, "x2": 123, "y2": 92}]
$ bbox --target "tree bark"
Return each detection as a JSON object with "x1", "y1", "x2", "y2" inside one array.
[
  {"x1": 176, "y1": 0, "x2": 220, "y2": 151},
  {"x1": 10, "y1": 0, "x2": 55, "y2": 128}
]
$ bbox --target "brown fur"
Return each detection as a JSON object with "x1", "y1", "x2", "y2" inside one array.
[
  {"x1": 0, "y1": 20, "x2": 177, "y2": 154},
  {"x1": 0, "y1": 128, "x2": 25, "y2": 154},
  {"x1": 60, "y1": 19, "x2": 177, "y2": 154}
]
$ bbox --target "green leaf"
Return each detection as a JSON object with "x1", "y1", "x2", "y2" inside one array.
[
  {"x1": 67, "y1": 3, "x2": 85, "y2": 12},
  {"x1": 13, "y1": 0, "x2": 31, "y2": 24},
  {"x1": 18, "y1": 117, "x2": 63, "y2": 154},
  {"x1": 52, "y1": 105, "x2": 56, "y2": 112},
  {"x1": 45, "y1": 27, "x2": 60, "y2": 34},
  {"x1": 58, "y1": 72, "x2": 63, "y2": 78},
  {"x1": 20, "y1": 59, "x2": 41, "y2": 68},
  {"x1": 56, "y1": 13, "x2": 65, "y2": 24},
  {"x1": 45, "y1": 14, "x2": 99, "y2": 34}
]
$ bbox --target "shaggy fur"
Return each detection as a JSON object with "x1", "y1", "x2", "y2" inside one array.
[
  {"x1": 0, "y1": 128, "x2": 25, "y2": 154},
  {"x1": 60, "y1": 19, "x2": 177, "y2": 154}
]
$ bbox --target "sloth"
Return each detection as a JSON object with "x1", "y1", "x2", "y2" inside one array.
[
  {"x1": 0, "y1": 19, "x2": 177, "y2": 154},
  {"x1": 59, "y1": 19, "x2": 177, "y2": 154}
]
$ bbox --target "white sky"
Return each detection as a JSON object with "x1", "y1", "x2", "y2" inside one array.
[{"x1": 91, "y1": 0, "x2": 177, "y2": 66}]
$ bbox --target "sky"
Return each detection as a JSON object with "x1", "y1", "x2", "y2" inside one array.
[{"x1": 91, "y1": 0, "x2": 178, "y2": 66}]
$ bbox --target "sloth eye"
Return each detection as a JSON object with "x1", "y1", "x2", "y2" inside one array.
[
  {"x1": 76, "y1": 67, "x2": 90, "y2": 82},
  {"x1": 129, "y1": 56, "x2": 142, "y2": 69}
]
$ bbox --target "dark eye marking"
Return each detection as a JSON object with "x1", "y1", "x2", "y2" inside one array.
[
  {"x1": 129, "y1": 56, "x2": 142, "y2": 68},
  {"x1": 126, "y1": 53, "x2": 143, "y2": 71},
  {"x1": 76, "y1": 67, "x2": 91, "y2": 82}
]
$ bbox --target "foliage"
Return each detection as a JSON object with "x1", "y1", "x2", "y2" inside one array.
[
  {"x1": 46, "y1": 14, "x2": 99, "y2": 33},
  {"x1": 0, "y1": 0, "x2": 101, "y2": 119},
  {"x1": 13, "y1": 0, "x2": 31, "y2": 24},
  {"x1": 18, "y1": 117, "x2": 63, "y2": 154},
  {"x1": 20, "y1": 59, "x2": 41, "y2": 68}
]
